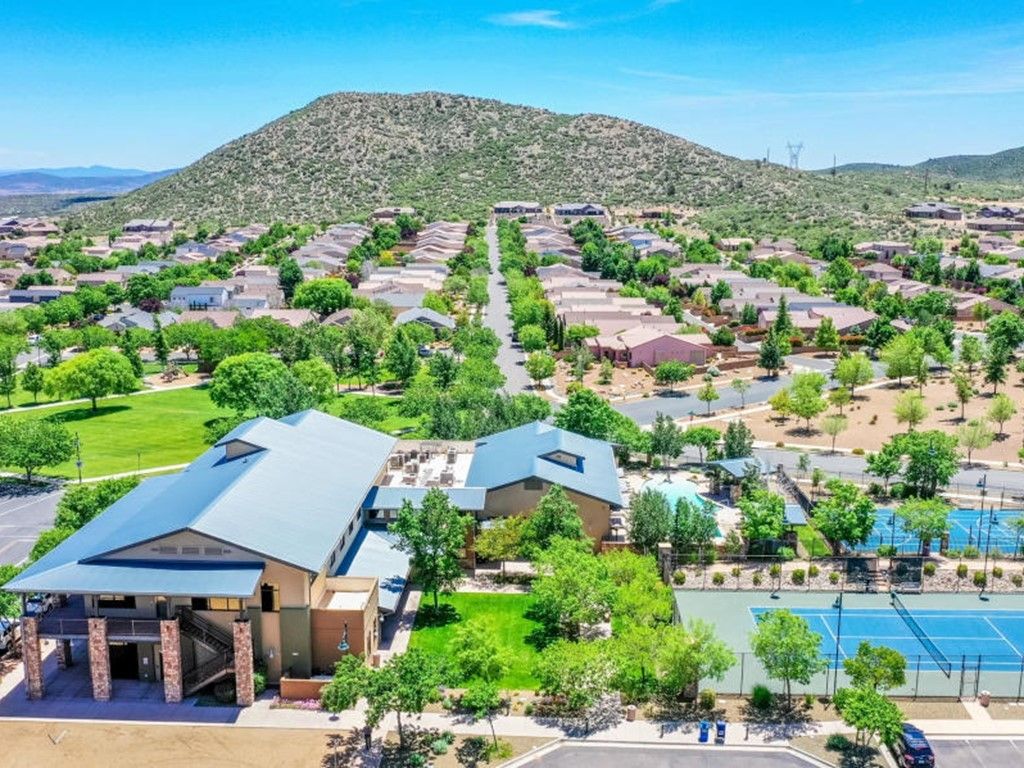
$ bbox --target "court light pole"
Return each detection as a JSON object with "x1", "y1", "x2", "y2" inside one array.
[
  {"x1": 832, "y1": 592, "x2": 844, "y2": 696},
  {"x1": 981, "y1": 505, "x2": 996, "y2": 601}
]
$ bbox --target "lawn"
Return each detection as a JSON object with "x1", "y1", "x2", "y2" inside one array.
[
  {"x1": 323, "y1": 393, "x2": 426, "y2": 437},
  {"x1": 796, "y1": 523, "x2": 832, "y2": 559},
  {"x1": 407, "y1": 592, "x2": 541, "y2": 689},
  {"x1": 0, "y1": 385, "x2": 228, "y2": 479}
]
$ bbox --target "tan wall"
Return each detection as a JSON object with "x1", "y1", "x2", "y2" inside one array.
[
  {"x1": 105, "y1": 530, "x2": 263, "y2": 562},
  {"x1": 279, "y1": 677, "x2": 328, "y2": 700},
  {"x1": 482, "y1": 481, "x2": 612, "y2": 543},
  {"x1": 310, "y1": 582, "x2": 379, "y2": 674}
]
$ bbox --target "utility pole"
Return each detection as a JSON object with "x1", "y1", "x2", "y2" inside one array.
[{"x1": 831, "y1": 154, "x2": 837, "y2": 178}]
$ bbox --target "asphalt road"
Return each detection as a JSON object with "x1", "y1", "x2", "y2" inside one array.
[
  {"x1": 520, "y1": 744, "x2": 817, "y2": 767},
  {"x1": 0, "y1": 482, "x2": 62, "y2": 565},
  {"x1": 483, "y1": 222, "x2": 532, "y2": 394},
  {"x1": 930, "y1": 737, "x2": 1024, "y2": 766}
]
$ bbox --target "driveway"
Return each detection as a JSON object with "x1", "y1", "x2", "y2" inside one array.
[
  {"x1": 930, "y1": 737, "x2": 1024, "y2": 766},
  {"x1": 519, "y1": 744, "x2": 820, "y2": 767},
  {"x1": 0, "y1": 482, "x2": 62, "y2": 565},
  {"x1": 483, "y1": 222, "x2": 532, "y2": 393}
]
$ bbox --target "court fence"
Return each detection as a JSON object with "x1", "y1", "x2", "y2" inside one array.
[{"x1": 713, "y1": 650, "x2": 1024, "y2": 702}]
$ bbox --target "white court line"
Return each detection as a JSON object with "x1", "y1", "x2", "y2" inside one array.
[
  {"x1": 815, "y1": 612, "x2": 847, "y2": 660},
  {"x1": 983, "y1": 616, "x2": 1024, "y2": 658}
]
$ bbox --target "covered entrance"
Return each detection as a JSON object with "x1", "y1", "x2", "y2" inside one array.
[{"x1": 109, "y1": 642, "x2": 139, "y2": 680}]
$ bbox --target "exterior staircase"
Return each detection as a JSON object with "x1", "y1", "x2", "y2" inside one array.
[{"x1": 176, "y1": 607, "x2": 235, "y2": 695}]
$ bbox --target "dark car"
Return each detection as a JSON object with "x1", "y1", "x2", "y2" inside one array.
[{"x1": 892, "y1": 724, "x2": 935, "y2": 767}]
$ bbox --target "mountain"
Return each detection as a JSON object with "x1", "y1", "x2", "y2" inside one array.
[
  {"x1": 0, "y1": 165, "x2": 158, "y2": 178},
  {"x1": 0, "y1": 169, "x2": 175, "y2": 196},
  {"x1": 68, "y1": 91, "x2": 1023, "y2": 238},
  {"x1": 830, "y1": 147, "x2": 1024, "y2": 183}
]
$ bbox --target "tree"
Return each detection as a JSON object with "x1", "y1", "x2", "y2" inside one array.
[
  {"x1": 899, "y1": 431, "x2": 959, "y2": 498},
  {"x1": 828, "y1": 386, "x2": 851, "y2": 414},
  {"x1": 738, "y1": 489, "x2": 785, "y2": 543},
  {"x1": 789, "y1": 375, "x2": 827, "y2": 432},
  {"x1": 768, "y1": 388, "x2": 792, "y2": 422},
  {"x1": 696, "y1": 380, "x2": 719, "y2": 416},
  {"x1": 531, "y1": 538, "x2": 615, "y2": 641},
  {"x1": 44, "y1": 349, "x2": 139, "y2": 411},
  {"x1": 474, "y1": 515, "x2": 526, "y2": 577},
  {"x1": 893, "y1": 391, "x2": 928, "y2": 433},
  {"x1": 649, "y1": 412, "x2": 683, "y2": 467},
  {"x1": 518, "y1": 324, "x2": 547, "y2": 353},
  {"x1": 656, "y1": 620, "x2": 735, "y2": 700},
  {"x1": 813, "y1": 316, "x2": 841, "y2": 352},
  {"x1": 524, "y1": 485, "x2": 585, "y2": 553},
  {"x1": 758, "y1": 327, "x2": 787, "y2": 376},
  {"x1": 320, "y1": 654, "x2": 369, "y2": 716},
  {"x1": 773, "y1": 295, "x2": 793, "y2": 337},
  {"x1": 0, "y1": 338, "x2": 23, "y2": 407},
  {"x1": 814, "y1": 479, "x2": 875, "y2": 553},
  {"x1": 524, "y1": 352, "x2": 556, "y2": 388},
  {"x1": 984, "y1": 347, "x2": 1008, "y2": 393},
  {"x1": 389, "y1": 488, "x2": 471, "y2": 610},
  {"x1": 952, "y1": 368, "x2": 974, "y2": 421},
  {"x1": 534, "y1": 639, "x2": 614, "y2": 714},
  {"x1": 843, "y1": 641, "x2": 907, "y2": 692},
  {"x1": 30, "y1": 527, "x2": 74, "y2": 561},
  {"x1": 428, "y1": 352, "x2": 460, "y2": 390},
  {"x1": 670, "y1": 498, "x2": 718, "y2": 552},
  {"x1": 628, "y1": 488, "x2": 672, "y2": 554},
  {"x1": 292, "y1": 278, "x2": 353, "y2": 316},
  {"x1": 835, "y1": 686, "x2": 904, "y2": 747},
  {"x1": 0, "y1": 418, "x2": 75, "y2": 482},
  {"x1": 881, "y1": 335, "x2": 924, "y2": 385},
  {"x1": 731, "y1": 377, "x2": 751, "y2": 407},
  {"x1": 654, "y1": 360, "x2": 694, "y2": 392},
  {"x1": 895, "y1": 497, "x2": 950, "y2": 554},
  {"x1": 383, "y1": 328, "x2": 419, "y2": 386},
  {"x1": 958, "y1": 419, "x2": 994, "y2": 464},
  {"x1": 959, "y1": 335, "x2": 984, "y2": 375},
  {"x1": 723, "y1": 419, "x2": 754, "y2": 459},
  {"x1": 986, "y1": 310, "x2": 1024, "y2": 352},
  {"x1": 820, "y1": 414, "x2": 848, "y2": 453},
  {"x1": 554, "y1": 388, "x2": 617, "y2": 440},
  {"x1": 865, "y1": 443, "x2": 902, "y2": 496},
  {"x1": 366, "y1": 648, "x2": 447, "y2": 748},
  {"x1": 54, "y1": 476, "x2": 139, "y2": 530},
  {"x1": 209, "y1": 352, "x2": 313, "y2": 418},
  {"x1": 278, "y1": 257, "x2": 304, "y2": 301},
  {"x1": 461, "y1": 680, "x2": 504, "y2": 748},
  {"x1": 681, "y1": 425, "x2": 719, "y2": 463},
  {"x1": 989, "y1": 392, "x2": 1017, "y2": 436},
  {"x1": 291, "y1": 356, "x2": 335, "y2": 404},
  {"x1": 750, "y1": 609, "x2": 829, "y2": 706},
  {"x1": 20, "y1": 361, "x2": 45, "y2": 403},
  {"x1": 451, "y1": 620, "x2": 509, "y2": 685}
]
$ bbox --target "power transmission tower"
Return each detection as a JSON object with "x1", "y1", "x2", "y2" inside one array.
[
  {"x1": 786, "y1": 141, "x2": 804, "y2": 170},
  {"x1": 831, "y1": 154, "x2": 837, "y2": 177}
]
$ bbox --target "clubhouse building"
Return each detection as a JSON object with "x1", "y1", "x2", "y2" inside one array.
[{"x1": 7, "y1": 411, "x2": 622, "y2": 705}]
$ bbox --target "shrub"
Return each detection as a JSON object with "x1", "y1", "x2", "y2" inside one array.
[
  {"x1": 712, "y1": 572, "x2": 725, "y2": 586},
  {"x1": 769, "y1": 563, "x2": 781, "y2": 577},
  {"x1": 1012, "y1": 573, "x2": 1024, "y2": 588},
  {"x1": 992, "y1": 566, "x2": 1004, "y2": 579},
  {"x1": 213, "y1": 680, "x2": 236, "y2": 704},
  {"x1": 829, "y1": 571, "x2": 840, "y2": 585},
  {"x1": 851, "y1": 448, "x2": 865, "y2": 456},
  {"x1": 957, "y1": 564, "x2": 968, "y2": 578},
  {"x1": 672, "y1": 570, "x2": 687, "y2": 585},
  {"x1": 804, "y1": 692, "x2": 815, "y2": 710},
  {"x1": 407, "y1": 755, "x2": 427, "y2": 768},
  {"x1": 973, "y1": 571, "x2": 987, "y2": 588},
  {"x1": 808, "y1": 564, "x2": 820, "y2": 578},
  {"x1": 826, "y1": 734, "x2": 853, "y2": 752},
  {"x1": 699, "y1": 688, "x2": 716, "y2": 710},
  {"x1": 775, "y1": 441, "x2": 785, "y2": 448},
  {"x1": 791, "y1": 569, "x2": 806, "y2": 585},
  {"x1": 483, "y1": 740, "x2": 514, "y2": 761},
  {"x1": 253, "y1": 670, "x2": 267, "y2": 697},
  {"x1": 731, "y1": 565, "x2": 742, "y2": 578},
  {"x1": 524, "y1": 702, "x2": 535, "y2": 715},
  {"x1": 963, "y1": 545, "x2": 981, "y2": 558},
  {"x1": 946, "y1": 548, "x2": 962, "y2": 559},
  {"x1": 923, "y1": 562, "x2": 936, "y2": 577},
  {"x1": 867, "y1": 482, "x2": 885, "y2": 498},
  {"x1": 751, "y1": 684, "x2": 772, "y2": 710},
  {"x1": 878, "y1": 544, "x2": 896, "y2": 557},
  {"x1": 652, "y1": 456, "x2": 662, "y2": 469},
  {"x1": 441, "y1": 731, "x2": 455, "y2": 745},
  {"x1": 752, "y1": 572, "x2": 763, "y2": 586},
  {"x1": 430, "y1": 739, "x2": 449, "y2": 756},
  {"x1": 778, "y1": 547, "x2": 795, "y2": 562}
]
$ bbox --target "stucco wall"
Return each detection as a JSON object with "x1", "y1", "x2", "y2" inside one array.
[{"x1": 482, "y1": 481, "x2": 612, "y2": 543}]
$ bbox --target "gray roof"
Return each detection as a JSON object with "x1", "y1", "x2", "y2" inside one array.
[
  {"x1": 466, "y1": 421, "x2": 623, "y2": 507},
  {"x1": 708, "y1": 457, "x2": 768, "y2": 479},
  {"x1": 335, "y1": 526, "x2": 410, "y2": 613},
  {"x1": 395, "y1": 307, "x2": 456, "y2": 330},
  {"x1": 784, "y1": 504, "x2": 808, "y2": 526},
  {"x1": 362, "y1": 486, "x2": 487, "y2": 511},
  {"x1": 7, "y1": 411, "x2": 397, "y2": 595}
]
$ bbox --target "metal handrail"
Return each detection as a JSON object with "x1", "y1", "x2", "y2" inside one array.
[
  {"x1": 37, "y1": 617, "x2": 89, "y2": 637},
  {"x1": 176, "y1": 607, "x2": 233, "y2": 651},
  {"x1": 107, "y1": 618, "x2": 162, "y2": 638},
  {"x1": 183, "y1": 651, "x2": 234, "y2": 693}
]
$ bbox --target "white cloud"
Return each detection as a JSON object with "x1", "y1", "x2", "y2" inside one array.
[{"x1": 489, "y1": 10, "x2": 573, "y2": 29}]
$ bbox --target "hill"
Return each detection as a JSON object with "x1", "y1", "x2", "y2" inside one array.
[
  {"x1": 831, "y1": 146, "x2": 1024, "y2": 183},
  {"x1": 0, "y1": 169, "x2": 175, "y2": 196},
  {"x1": 0, "y1": 165, "x2": 159, "y2": 179},
  {"x1": 69, "y1": 92, "x2": 1024, "y2": 240}
]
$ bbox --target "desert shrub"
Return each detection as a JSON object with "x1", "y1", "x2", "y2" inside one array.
[
  {"x1": 957, "y1": 564, "x2": 968, "y2": 578},
  {"x1": 878, "y1": 544, "x2": 896, "y2": 557},
  {"x1": 751, "y1": 684, "x2": 772, "y2": 710},
  {"x1": 1012, "y1": 573, "x2": 1023, "y2": 587},
  {"x1": 778, "y1": 547, "x2": 795, "y2": 561},
  {"x1": 804, "y1": 693, "x2": 815, "y2": 710},
  {"x1": 973, "y1": 571, "x2": 987, "y2": 588},
  {"x1": 851, "y1": 448, "x2": 864, "y2": 456},
  {"x1": 775, "y1": 441, "x2": 785, "y2": 448},
  {"x1": 992, "y1": 566, "x2": 1004, "y2": 579},
  {"x1": 963, "y1": 545, "x2": 980, "y2": 558},
  {"x1": 791, "y1": 569, "x2": 806, "y2": 585},
  {"x1": 752, "y1": 572, "x2": 763, "y2": 586},
  {"x1": 826, "y1": 734, "x2": 853, "y2": 752},
  {"x1": 441, "y1": 731, "x2": 455, "y2": 745},
  {"x1": 829, "y1": 571, "x2": 840, "y2": 584},
  {"x1": 731, "y1": 565, "x2": 742, "y2": 578},
  {"x1": 430, "y1": 739, "x2": 449, "y2": 755},
  {"x1": 769, "y1": 563, "x2": 781, "y2": 577},
  {"x1": 946, "y1": 548, "x2": 962, "y2": 559},
  {"x1": 923, "y1": 562, "x2": 936, "y2": 576},
  {"x1": 407, "y1": 755, "x2": 427, "y2": 768},
  {"x1": 524, "y1": 702, "x2": 535, "y2": 715},
  {"x1": 808, "y1": 564, "x2": 820, "y2": 578},
  {"x1": 252, "y1": 670, "x2": 267, "y2": 697},
  {"x1": 672, "y1": 570, "x2": 686, "y2": 585},
  {"x1": 712, "y1": 572, "x2": 725, "y2": 586},
  {"x1": 699, "y1": 688, "x2": 716, "y2": 710}
]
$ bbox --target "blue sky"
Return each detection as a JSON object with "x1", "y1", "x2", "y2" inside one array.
[{"x1": 4, "y1": 1, "x2": 1023, "y2": 171}]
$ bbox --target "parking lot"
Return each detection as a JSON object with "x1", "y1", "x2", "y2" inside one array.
[
  {"x1": 0, "y1": 482, "x2": 62, "y2": 565},
  {"x1": 519, "y1": 744, "x2": 821, "y2": 767},
  {"x1": 930, "y1": 738, "x2": 1024, "y2": 766}
]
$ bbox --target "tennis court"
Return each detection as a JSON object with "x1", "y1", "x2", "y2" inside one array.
[{"x1": 858, "y1": 507, "x2": 1024, "y2": 555}]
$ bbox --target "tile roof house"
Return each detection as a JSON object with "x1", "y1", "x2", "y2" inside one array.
[
  {"x1": 904, "y1": 202, "x2": 962, "y2": 220},
  {"x1": 589, "y1": 327, "x2": 712, "y2": 367},
  {"x1": 395, "y1": 306, "x2": 456, "y2": 330}
]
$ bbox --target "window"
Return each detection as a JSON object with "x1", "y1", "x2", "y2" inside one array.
[
  {"x1": 260, "y1": 583, "x2": 280, "y2": 613},
  {"x1": 180, "y1": 546, "x2": 200, "y2": 555},
  {"x1": 97, "y1": 595, "x2": 136, "y2": 609},
  {"x1": 191, "y1": 597, "x2": 243, "y2": 612}
]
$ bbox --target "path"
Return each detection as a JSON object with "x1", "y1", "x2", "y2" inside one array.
[{"x1": 483, "y1": 222, "x2": 531, "y2": 393}]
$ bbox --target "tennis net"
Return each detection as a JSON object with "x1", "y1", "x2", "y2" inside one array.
[{"x1": 892, "y1": 593, "x2": 952, "y2": 677}]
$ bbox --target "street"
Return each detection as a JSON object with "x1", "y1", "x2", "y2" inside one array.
[
  {"x1": 483, "y1": 222, "x2": 532, "y2": 393},
  {"x1": 518, "y1": 744, "x2": 818, "y2": 767},
  {"x1": 0, "y1": 482, "x2": 62, "y2": 565}
]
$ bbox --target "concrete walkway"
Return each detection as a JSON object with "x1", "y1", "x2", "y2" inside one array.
[{"x1": 483, "y1": 222, "x2": 531, "y2": 394}]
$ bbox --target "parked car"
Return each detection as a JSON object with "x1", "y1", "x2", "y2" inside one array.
[
  {"x1": 0, "y1": 618, "x2": 20, "y2": 655},
  {"x1": 417, "y1": 345, "x2": 434, "y2": 357},
  {"x1": 25, "y1": 593, "x2": 53, "y2": 616},
  {"x1": 892, "y1": 724, "x2": 935, "y2": 767}
]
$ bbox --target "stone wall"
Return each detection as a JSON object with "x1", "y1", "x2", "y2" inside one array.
[
  {"x1": 87, "y1": 618, "x2": 111, "y2": 701},
  {"x1": 232, "y1": 619, "x2": 254, "y2": 706},
  {"x1": 21, "y1": 617, "x2": 43, "y2": 700},
  {"x1": 160, "y1": 619, "x2": 183, "y2": 703}
]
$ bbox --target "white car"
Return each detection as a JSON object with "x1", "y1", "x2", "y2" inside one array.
[
  {"x1": 25, "y1": 594, "x2": 53, "y2": 616},
  {"x1": 0, "y1": 618, "x2": 20, "y2": 655}
]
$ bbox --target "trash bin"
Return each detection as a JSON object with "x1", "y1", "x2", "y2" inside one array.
[
  {"x1": 715, "y1": 721, "x2": 726, "y2": 744},
  {"x1": 699, "y1": 720, "x2": 710, "y2": 743},
  {"x1": 979, "y1": 690, "x2": 991, "y2": 707},
  {"x1": 626, "y1": 704, "x2": 637, "y2": 722}
]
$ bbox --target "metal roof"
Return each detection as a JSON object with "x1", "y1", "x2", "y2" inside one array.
[
  {"x1": 708, "y1": 457, "x2": 768, "y2": 479},
  {"x1": 362, "y1": 486, "x2": 487, "y2": 511},
  {"x1": 466, "y1": 421, "x2": 623, "y2": 507},
  {"x1": 335, "y1": 526, "x2": 410, "y2": 613},
  {"x1": 784, "y1": 504, "x2": 808, "y2": 526}
]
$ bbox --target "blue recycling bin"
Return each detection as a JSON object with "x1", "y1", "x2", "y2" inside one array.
[
  {"x1": 699, "y1": 720, "x2": 710, "y2": 743},
  {"x1": 715, "y1": 720, "x2": 726, "y2": 744}
]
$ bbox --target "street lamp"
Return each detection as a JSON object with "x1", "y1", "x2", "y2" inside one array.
[
  {"x1": 74, "y1": 433, "x2": 83, "y2": 484},
  {"x1": 337, "y1": 622, "x2": 350, "y2": 654}
]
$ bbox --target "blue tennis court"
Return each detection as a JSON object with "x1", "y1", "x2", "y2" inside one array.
[
  {"x1": 750, "y1": 604, "x2": 1024, "y2": 672},
  {"x1": 857, "y1": 507, "x2": 1024, "y2": 554}
]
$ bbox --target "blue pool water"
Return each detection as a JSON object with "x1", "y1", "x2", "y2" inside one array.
[{"x1": 641, "y1": 477, "x2": 707, "y2": 510}]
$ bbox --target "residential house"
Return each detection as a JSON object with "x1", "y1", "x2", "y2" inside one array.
[
  {"x1": 552, "y1": 203, "x2": 606, "y2": 219},
  {"x1": 395, "y1": 307, "x2": 456, "y2": 331},
  {"x1": 493, "y1": 201, "x2": 542, "y2": 218},
  {"x1": 854, "y1": 241, "x2": 912, "y2": 261},
  {"x1": 75, "y1": 271, "x2": 126, "y2": 289},
  {"x1": 966, "y1": 217, "x2": 1024, "y2": 232},
  {"x1": 123, "y1": 219, "x2": 174, "y2": 234},
  {"x1": 369, "y1": 207, "x2": 415, "y2": 222},
  {"x1": 589, "y1": 327, "x2": 713, "y2": 368},
  {"x1": 169, "y1": 285, "x2": 231, "y2": 311},
  {"x1": 98, "y1": 309, "x2": 179, "y2": 333},
  {"x1": 903, "y1": 202, "x2": 963, "y2": 220}
]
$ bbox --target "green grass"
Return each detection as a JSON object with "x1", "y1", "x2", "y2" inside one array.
[
  {"x1": 323, "y1": 393, "x2": 426, "y2": 437},
  {"x1": 407, "y1": 592, "x2": 541, "y2": 689},
  {"x1": 796, "y1": 524, "x2": 832, "y2": 559},
  {"x1": 141, "y1": 361, "x2": 199, "y2": 375},
  {"x1": 0, "y1": 386, "x2": 227, "y2": 479}
]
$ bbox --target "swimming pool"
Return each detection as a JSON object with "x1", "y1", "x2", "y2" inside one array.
[{"x1": 641, "y1": 477, "x2": 711, "y2": 510}]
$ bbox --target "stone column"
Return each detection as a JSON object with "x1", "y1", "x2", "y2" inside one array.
[
  {"x1": 56, "y1": 639, "x2": 73, "y2": 669},
  {"x1": 657, "y1": 542, "x2": 673, "y2": 585},
  {"x1": 87, "y1": 617, "x2": 111, "y2": 702},
  {"x1": 160, "y1": 619, "x2": 183, "y2": 704},
  {"x1": 21, "y1": 616, "x2": 44, "y2": 700},
  {"x1": 232, "y1": 619, "x2": 254, "y2": 707}
]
